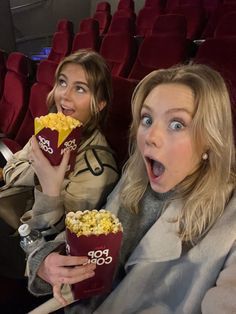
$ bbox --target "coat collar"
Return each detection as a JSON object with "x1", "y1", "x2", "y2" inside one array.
[
  {"x1": 125, "y1": 191, "x2": 236, "y2": 270},
  {"x1": 125, "y1": 199, "x2": 182, "y2": 269}
]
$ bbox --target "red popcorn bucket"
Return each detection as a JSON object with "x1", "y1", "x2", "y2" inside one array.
[
  {"x1": 66, "y1": 228, "x2": 123, "y2": 300},
  {"x1": 34, "y1": 113, "x2": 82, "y2": 172}
]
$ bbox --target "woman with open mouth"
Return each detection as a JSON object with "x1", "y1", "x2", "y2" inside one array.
[
  {"x1": 1, "y1": 49, "x2": 119, "y2": 280},
  {"x1": 28, "y1": 64, "x2": 236, "y2": 314}
]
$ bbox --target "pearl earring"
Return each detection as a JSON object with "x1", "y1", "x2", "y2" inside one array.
[{"x1": 202, "y1": 152, "x2": 208, "y2": 160}]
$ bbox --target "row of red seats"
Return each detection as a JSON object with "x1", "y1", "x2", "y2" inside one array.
[
  {"x1": 1, "y1": 34, "x2": 236, "y2": 168},
  {"x1": 40, "y1": 0, "x2": 236, "y2": 80},
  {"x1": 43, "y1": 15, "x2": 191, "y2": 80},
  {"x1": 92, "y1": 0, "x2": 235, "y2": 39},
  {"x1": 1, "y1": 0, "x2": 236, "y2": 167}
]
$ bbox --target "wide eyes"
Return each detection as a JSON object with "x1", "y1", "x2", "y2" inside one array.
[
  {"x1": 75, "y1": 85, "x2": 86, "y2": 93},
  {"x1": 57, "y1": 77, "x2": 87, "y2": 94},
  {"x1": 169, "y1": 120, "x2": 184, "y2": 131},
  {"x1": 141, "y1": 115, "x2": 152, "y2": 126},
  {"x1": 58, "y1": 78, "x2": 66, "y2": 87}
]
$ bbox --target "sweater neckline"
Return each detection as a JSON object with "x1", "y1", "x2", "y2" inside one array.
[{"x1": 149, "y1": 185, "x2": 174, "y2": 201}]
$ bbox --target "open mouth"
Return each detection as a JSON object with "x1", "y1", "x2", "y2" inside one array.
[
  {"x1": 147, "y1": 158, "x2": 165, "y2": 178},
  {"x1": 61, "y1": 106, "x2": 74, "y2": 116}
]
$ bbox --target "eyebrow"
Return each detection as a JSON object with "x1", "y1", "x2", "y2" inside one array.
[
  {"x1": 166, "y1": 108, "x2": 193, "y2": 115},
  {"x1": 142, "y1": 104, "x2": 193, "y2": 116}
]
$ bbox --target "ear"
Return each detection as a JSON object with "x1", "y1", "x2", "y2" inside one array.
[{"x1": 98, "y1": 101, "x2": 106, "y2": 112}]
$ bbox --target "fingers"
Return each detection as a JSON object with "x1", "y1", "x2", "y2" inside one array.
[
  {"x1": 52, "y1": 254, "x2": 89, "y2": 267},
  {"x1": 53, "y1": 284, "x2": 68, "y2": 307},
  {"x1": 28, "y1": 135, "x2": 49, "y2": 166},
  {"x1": 57, "y1": 263, "x2": 96, "y2": 285},
  {"x1": 44, "y1": 253, "x2": 96, "y2": 285},
  {"x1": 57, "y1": 148, "x2": 70, "y2": 176}
]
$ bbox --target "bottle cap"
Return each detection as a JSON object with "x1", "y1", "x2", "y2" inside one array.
[{"x1": 18, "y1": 224, "x2": 31, "y2": 237}]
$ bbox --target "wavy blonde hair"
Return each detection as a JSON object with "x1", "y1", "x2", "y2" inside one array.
[
  {"x1": 121, "y1": 63, "x2": 236, "y2": 243},
  {"x1": 47, "y1": 49, "x2": 112, "y2": 142}
]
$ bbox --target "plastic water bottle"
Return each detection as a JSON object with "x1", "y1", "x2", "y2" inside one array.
[{"x1": 18, "y1": 223, "x2": 45, "y2": 256}]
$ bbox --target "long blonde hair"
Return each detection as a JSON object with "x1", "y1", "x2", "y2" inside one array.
[
  {"x1": 121, "y1": 64, "x2": 236, "y2": 243},
  {"x1": 47, "y1": 49, "x2": 112, "y2": 142}
]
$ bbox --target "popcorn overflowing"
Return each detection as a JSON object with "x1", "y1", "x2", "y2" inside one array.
[
  {"x1": 35, "y1": 112, "x2": 82, "y2": 132},
  {"x1": 65, "y1": 209, "x2": 123, "y2": 237}
]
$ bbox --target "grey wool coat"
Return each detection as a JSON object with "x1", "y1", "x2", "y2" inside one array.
[
  {"x1": 28, "y1": 186, "x2": 236, "y2": 314},
  {"x1": 80, "y1": 190, "x2": 236, "y2": 314}
]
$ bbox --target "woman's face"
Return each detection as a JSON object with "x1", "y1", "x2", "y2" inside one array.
[
  {"x1": 54, "y1": 63, "x2": 94, "y2": 123},
  {"x1": 137, "y1": 83, "x2": 203, "y2": 193}
]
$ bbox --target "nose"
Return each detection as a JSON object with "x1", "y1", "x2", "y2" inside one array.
[
  {"x1": 61, "y1": 86, "x2": 72, "y2": 99},
  {"x1": 145, "y1": 124, "x2": 163, "y2": 148}
]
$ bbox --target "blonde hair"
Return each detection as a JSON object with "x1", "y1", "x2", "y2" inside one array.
[
  {"x1": 47, "y1": 49, "x2": 112, "y2": 141},
  {"x1": 121, "y1": 63, "x2": 236, "y2": 243}
]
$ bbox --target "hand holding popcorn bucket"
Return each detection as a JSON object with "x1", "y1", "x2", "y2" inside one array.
[
  {"x1": 65, "y1": 210, "x2": 123, "y2": 299},
  {"x1": 34, "y1": 113, "x2": 82, "y2": 172}
]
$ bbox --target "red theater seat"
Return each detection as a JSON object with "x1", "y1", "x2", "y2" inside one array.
[
  {"x1": 136, "y1": 6, "x2": 163, "y2": 37},
  {"x1": 0, "y1": 50, "x2": 7, "y2": 99},
  {"x1": 108, "y1": 16, "x2": 136, "y2": 35},
  {"x1": 102, "y1": 76, "x2": 138, "y2": 169},
  {"x1": 151, "y1": 14, "x2": 187, "y2": 37},
  {"x1": 201, "y1": 3, "x2": 236, "y2": 38},
  {"x1": 128, "y1": 34, "x2": 189, "y2": 81},
  {"x1": 194, "y1": 37, "x2": 236, "y2": 139},
  {"x1": 14, "y1": 59, "x2": 58, "y2": 148},
  {"x1": 47, "y1": 31, "x2": 72, "y2": 63},
  {"x1": 0, "y1": 52, "x2": 31, "y2": 139},
  {"x1": 99, "y1": 32, "x2": 137, "y2": 77},
  {"x1": 171, "y1": 5, "x2": 206, "y2": 40},
  {"x1": 93, "y1": 1, "x2": 112, "y2": 35},
  {"x1": 214, "y1": 12, "x2": 236, "y2": 38},
  {"x1": 117, "y1": 0, "x2": 135, "y2": 11},
  {"x1": 72, "y1": 18, "x2": 100, "y2": 52}
]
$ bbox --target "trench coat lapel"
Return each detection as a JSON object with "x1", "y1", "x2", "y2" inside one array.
[{"x1": 126, "y1": 200, "x2": 182, "y2": 269}]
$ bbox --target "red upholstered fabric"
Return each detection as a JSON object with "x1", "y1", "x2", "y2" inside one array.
[
  {"x1": 136, "y1": 7, "x2": 164, "y2": 37},
  {"x1": 93, "y1": 1, "x2": 111, "y2": 35},
  {"x1": 93, "y1": 11, "x2": 112, "y2": 35},
  {"x1": 96, "y1": 1, "x2": 111, "y2": 12},
  {"x1": 14, "y1": 60, "x2": 57, "y2": 147},
  {"x1": 202, "y1": 0, "x2": 221, "y2": 18},
  {"x1": 79, "y1": 17, "x2": 99, "y2": 33},
  {"x1": 108, "y1": 16, "x2": 136, "y2": 35},
  {"x1": 145, "y1": 0, "x2": 165, "y2": 8},
  {"x1": 0, "y1": 50, "x2": 6, "y2": 99},
  {"x1": 194, "y1": 38, "x2": 236, "y2": 140},
  {"x1": 214, "y1": 12, "x2": 236, "y2": 38},
  {"x1": 47, "y1": 31, "x2": 72, "y2": 63},
  {"x1": 179, "y1": 0, "x2": 203, "y2": 6},
  {"x1": 128, "y1": 34, "x2": 189, "y2": 81},
  {"x1": 117, "y1": 0, "x2": 135, "y2": 11},
  {"x1": 72, "y1": 18, "x2": 100, "y2": 53},
  {"x1": 102, "y1": 76, "x2": 138, "y2": 169},
  {"x1": 165, "y1": 0, "x2": 180, "y2": 13},
  {"x1": 152, "y1": 14, "x2": 187, "y2": 37},
  {"x1": 56, "y1": 18, "x2": 74, "y2": 34},
  {"x1": 99, "y1": 32, "x2": 137, "y2": 77},
  {"x1": 112, "y1": 9, "x2": 136, "y2": 22},
  {"x1": 194, "y1": 38, "x2": 236, "y2": 107},
  {"x1": 171, "y1": 5, "x2": 206, "y2": 40},
  {"x1": 0, "y1": 52, "x2": 30, "y2": 139},
  {"x1": 114, "y1": 0, "x2": 136, "y2": 21},
  {"x1": 201, "y1": 3, "x2": 236, "y2": 38}
]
